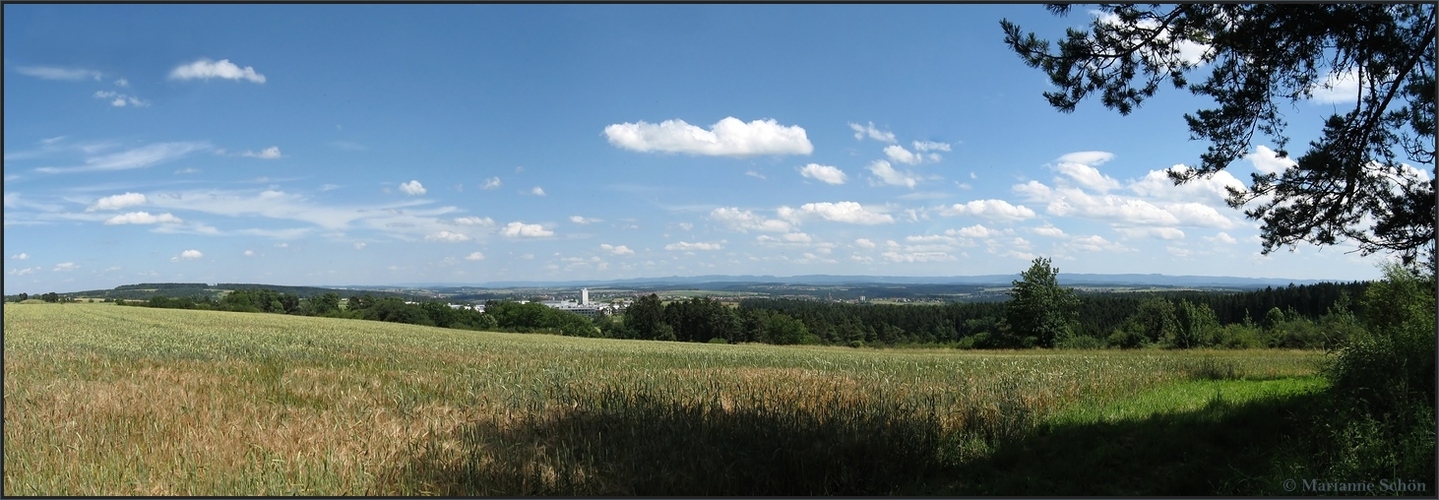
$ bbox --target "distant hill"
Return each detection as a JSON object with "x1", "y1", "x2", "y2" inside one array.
[
  {"x1": 64, "y1": 283, "x2": 421, "y2": 301},
  {"x1": 389, "y1": 273, "x2": 1327, "y2": 290}
]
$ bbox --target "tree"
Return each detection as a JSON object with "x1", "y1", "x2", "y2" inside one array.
[
  {"x1": 1003, "y1": 257, "x2": 1080, "y2": 348},
  {"x1": 1171, "y1": 299, "x2": 1220, "y2": 348},
  {"x1": 624, "y1": 294, "x2": 666, "y2": 340},
  {"x1": 1002, "y1": 4, "x2": 1436, "y2": 268}
]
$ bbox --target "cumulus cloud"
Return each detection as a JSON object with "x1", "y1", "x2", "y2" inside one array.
[
  {"x1": 424, "y1": 230, "x2": 471, "y2": 242},
  {"x1": 884, "y1": 144, "x2": 923, "y2": 165},
  {"x1": 569, "y1": 216, "x2": 601, "y2": 224},
  {"x1": 54, "y1": 262, "x2": 79, "y2": 271},
  {"x1": 17, "y1": 65, "x2": 102, "y2": 81},
  {"x1": 604, "y1": 117, "x2": 813, "y2": 156},
  {"x1": 799, "y1": 163, "x2": 847, "y2": 185},
  {"x1": 465, "y1": 252, "x2": 486, "y2": 261},
  {"x1": 1053, "y1": 152, "x2": 1120, "y2": 192},
  {"x1": 665, "y1": 241, "x2": 724, "y2": 251},
  {"x1": 854, "y1": 238, "x2": 877, "y2": 249},
  {"x1": 1247, "y1": 145, "x2": 1297, "y2": 175},
  {"x1": 398, "y1": 180, "x2": 426, "y2": 195},
  {"x1": 11, "y1": 253, "x2": 29, "y2": 260},
  {"x1": 1310, "y1": 68, "x2": 1359, "y2": 104},
  {"x1": 848, "y1": 122, "x2": 896, "y2": 143},
  {"x1": 452, "y1": 216, "x2": 495, "y2": 227},
  {"x1": 954, "y1": 224, "x2": 996, "y2": 239},
  {"x1": 1067, "y1": 235, "x2": 1130, "y2": 253},
  {"x1": 779, "y1": 201, "x2": 894, "y2": 225},
  {"x1": 600, "y1": 243, "x2": 634, "y2": 255},
  {"x1": 866, "y1": 160, "x2": 919, "y2": 189},
  {"x1": 103, "y1": 211, "x2": 183, "y2": 225},
  {"x1": 502, "y1": 222, "x2": 553, "y2": 238},
  {"x1": 531, "y1": 186, "x2": 546, "y2": 196},
  {"x1": 1130, "y1": 164, "x2": 1246, "y2": 203},
  {"x1": 709, "y1": 207, "x2": 793, "y2": 233},
  {"x1": 940, "y1": 199, "x2": 1036, "y2": 221},
  {"x1": 175, "y1": 250, "x2": 203, "y2": 261},
  {"x1": 1206, "y1": 232, "x2": 1238, "y2": 244},
  {"x1": 482, "y1": 177, "x2": 502, "y2": 190},
  {"x1": 1115, "y1": 226, "x2": 1186, "y2": 240},
  {"x1": 169, "y1": 59, "x2": 267, "y2": 83},
  {"x1": 241, "y1": 146, "x2": 282, "y2": 159},
  {"x1": 1030, "y1": 225, "x2": 1067, "y2": 238},
  {"x1": 88, "y1": 192, "x2": 148, "y2": 211}
]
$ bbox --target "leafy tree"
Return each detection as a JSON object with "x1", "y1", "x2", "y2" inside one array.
[
  {"x1": 1003, "y1": 4, "x2": 1436, "y2": 268},
  {"x1": 41, "y1": 292, "x2": 60, "y2": 303},
  {"x1": 1003, "y1": 257, "x2": 1079, "y2": 348},
  {"x1": 1170, "y1": 299, "x2": 1220, "y2": 348}
]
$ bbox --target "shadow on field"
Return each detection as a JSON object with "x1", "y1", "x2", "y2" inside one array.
[
  {"x1": 385, "y1": 384, "x2": 1324, "y2": 496},
  {"x1": 387, "y1": 389, "x2": 958, "y2": 496},
  {"x1": 944, "y1": 389, "x2": 1327, "y2": 496}
]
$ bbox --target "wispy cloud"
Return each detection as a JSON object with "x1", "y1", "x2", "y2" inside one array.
[
  {"x1": 530, "y1": 186, "x2": 546, "y2": 196},
  {"x1": 600, "y1": 243, "x2": 635, "y2": 255},
  {"x1": 569, "y1": 215, "x2": 601, "y2": 224},
  {"x1": 169, "y1": 59, "x2": 266, "y2": 83},
  {"x1": 665, "y1": 240, "x2": 724, "y2": 251},
  {"x1": 481, "y1": 177, "x2": 502, "y2": 190},
  {"x1": 866, "y1": 160, "x2": 919, "y2": 189},
  {"x1": 241, "y1": 146, "x2": 282, "y2": 159},
  {"x1": 36, "y1": 142, "x2": 209, "y2": 174},
  {"x1": 17, "y1": 65, "x2": 102, "y2": 81},
  {"x1": 10, "y1": 253, "x2": 30, "y2": 260},
  {"x1": 465, "y1": 252, "x2": 486, "y2": 260},
  {"x1": 53, "y1": 262, "x2": 79, "y2": 271},
  {"x1": 848, "y1": 121, "x2": 896, "y2": 143},
  {"x1": 424, "y1": 230, "x2": 471, "y2": 242},
  {"x1": 709, "y1": 207, "x2": 793, "y2": 233},
  {"x1": 605, "y1": 117, "x2": 813, "y2": 156},
  {"x1": 92, "y1": 90, "x2": 149, "y2": 107}
]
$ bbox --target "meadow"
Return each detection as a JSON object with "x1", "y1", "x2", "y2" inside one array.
[{"x1": 5, "y1": 303, "x2": 1328, "y2": 495}]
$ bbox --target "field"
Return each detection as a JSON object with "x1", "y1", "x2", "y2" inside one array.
[{"x1": 4, "y1": 303, "x2": 1328, "y2": 495}]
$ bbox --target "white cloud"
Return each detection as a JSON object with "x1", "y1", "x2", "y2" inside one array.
[
  {"x1": 866, "y1": 160, "x2": 919, "y2": 189},
  {"x1": 169, "y1": 59, "x2": 266, "y2": 83},
  {"x1": 172, "y1": 250, "x2": 203, "y2": 261},
  {"x1": 103, "y1": 211, "x2": 183, "y2": 225},
  {"x1": 1030, "y1": 225, "x2": 1067, "y2": 238},
  {"x1": 9, "y1": 267, "x2": 39, "y2": 276},
  {"x1": 1054, "y1": 152, "x2": 1120, "y2": 192},
  {"x1": 665, "y1": 241, "x2": 724, "y2": 251},
  {"x1": 1115, "y1": 226, "x2": 1186, "y2": 240},
  {"x1": 848, "y1": 122, "x2": 896, "y2": 143},
  {"x1": 1166, "y1": 246, "x2": 1192, "y2": 258},
  {"x1": 452, "y1": 216, "x2": 495, "y2": 227},
  {"x1": 745, "y1": 170, "x2": 767, "y2": 180},
  {"x1": 1164, "y1": 202, "x2": 1235, "y2": 228},
  {"x1": 604, "y1": 117, "x2": 813, "y2": 156},
  {"x1": 912, "y1": 140, "x2": 951, "y2": 152},
  {"x1": 1247, "y1": 145, "x2": 1296, "y2": 175},
  {"x1": 1130, "y1": 164, "x2": 1246, "y2": 203},
  {"x1": 1067, "y1": 235, "x2": 1130, "y2": 253},
  {"x1": 940, "y1": 199, "x2": 1036, "y2": 221},
  {"x1": 1310, "y1": 68, "x2": 1359, "y2": 104},
  {"x1": 600, "y1": 243, "x2": 635, "y2": 255},
  {"x1": 531, "y1": 186, "x2": 546, "y2": 196},
  {"x1": 482, "y1": 177, "x2": 502, "y2": 190},
  {"x1": 779, "y1": 201, "x2": 894, "y2": 225},
  {"x1": 11, "y1": 253, "x2": 29, "y2": 260},
  {"x1": 54, "y1": 262, "x2": 79, "y2": 271},
  {"x1": 884, "y1": 144, "x2": 923, "y2": 165},
  {"x1": 954, "y1": 224, "x2": 995, "y2": 239},
  {"x1": 36, "y1": 142, "x2": 209, "y2": 174},
  {"x1": 780, "y1": 232, "x2": 812, "y2": 243},
  {"x1": 465, "y1": 252, "x2": 486, "y2": 261},
  {"x1": 709, "y1": 207, "x2": 793, "y2": 233},
  {"x1": 114, "y1": 78, "x2": 129, "y2": 87},
  {"x1": 92, "y1": 90, "x2": 149, "y2": 107},
  {"x1": 244, "y1": 250, "x2": 256, "y2": 256},
  {"x1": 398, "y1": 180, "x2": 426, "y2": 195},
  {"x1": 424, "y1": 230, "x2": 471, "y2": 242},
  {"x1": 799, "y1": 163, "x2": 847, "y2": 185},
  {"x1": 87, "y1": 192, "x2": 148, "y2": 211},
  {"x1": 502, "y1": 222, "x2": 553, "y2": 238},
  {"x1": 881, "y1": 251, "x2": 955, "y2": 263},
  {"x1": 1206, "y1": 232, "x2": 1238, "y2": 244},
  {"x1": 354, "y1": 242, "x2": 366, "y2": 250},
  {"x1": 1092, "y1": 10, "x2": 1211, "y2": 66},
  {"x1": 17, "y1": 66, "x2": 102, "y2": 81},
  {"x1": 853, "y1": 238, "x2": 876, "y2": 249},
  {"x1": 241, "y1": 146, "x2": 282, "y2": 159},
  {"x1": 570, "y1": 215, "x2": 601, "y2": 224}
]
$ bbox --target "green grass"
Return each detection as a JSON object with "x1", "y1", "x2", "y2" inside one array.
[{"x1": 4, "y1": 303, "x2": 1326, "y2": 495}]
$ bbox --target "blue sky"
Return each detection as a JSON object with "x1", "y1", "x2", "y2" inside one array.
[{"x1": 3, "y1": 4, "x2": 1408, "y2": 294}]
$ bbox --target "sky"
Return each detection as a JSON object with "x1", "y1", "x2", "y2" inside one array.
[{"x1": 3, "y1": 4, "x2": 1416, "y2": 294}]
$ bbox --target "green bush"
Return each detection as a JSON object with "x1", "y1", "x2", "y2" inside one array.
[
  {"x1": 1214, "y1": 324, "x2": 1264, "y2": 349},
  {"x1": 708, "y1": 337, "x2": 729, "y2": 344}
]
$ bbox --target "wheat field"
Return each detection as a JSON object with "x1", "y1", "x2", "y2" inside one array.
[{"x1": 3, "y1": 303, "x2": 1323, "y2": 495}]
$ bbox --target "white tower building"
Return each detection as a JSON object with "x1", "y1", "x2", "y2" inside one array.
[{"x1": 581, "y1": 288, "x2": 589, "y2": 305}]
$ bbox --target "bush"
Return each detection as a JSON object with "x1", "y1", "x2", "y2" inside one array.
[
  {"x1": 1214, "y1": 324, "x2": 1264, "y2": 349},
  {"x1": 1055, "y1": 335, "x2": 1106, "y2": 350},
  {"x1": 708, "y1": 337, "x2": 729, "y2": 345}
]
